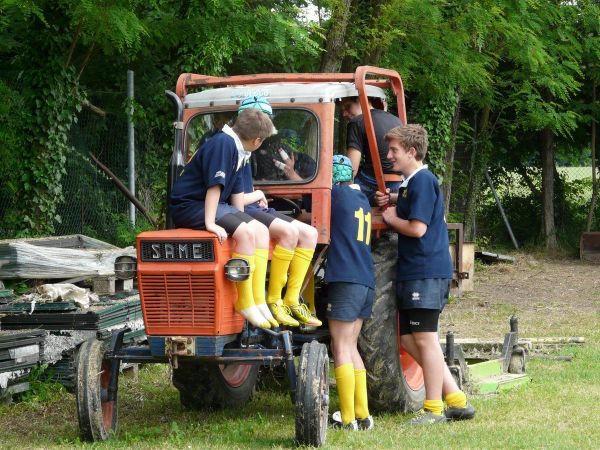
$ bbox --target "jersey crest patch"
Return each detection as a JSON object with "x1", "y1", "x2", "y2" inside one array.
[{"x1": 214, "y1": 170, "x2": 226, "y2": 179}]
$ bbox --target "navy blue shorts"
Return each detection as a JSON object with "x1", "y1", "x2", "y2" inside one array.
[
  {"x1": 396, "y1": 278, "x2": 451, "y2": 311},
  {"x1": 245, "y1": 206, "x2": 294, "y2": 227},
  {"x1": 171, "y1": 201, "x2": 253, "y2": 235},
  {"x1": 326, "y1": 282, "x2": 375, "y2": 322}
]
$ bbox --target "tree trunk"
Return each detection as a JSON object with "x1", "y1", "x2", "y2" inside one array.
[
  {"x1": 540, "y1": 127, "x2": 557, "y2": 249},
  {"x1": 587, "y1": 79, "x2": 598, "y2": 232},
  {"x1": 443, "y1": 94, "x2": 461, "y2": 215},
  {"x1": 364, "y1": 0, "x2": 387, "y2": 66},
  {"x1": 463, "y1": 107, "x2": 491, "y2": 241},
  {"x1": 319, "y1": 0, "x2": 353, "y2": 72}
]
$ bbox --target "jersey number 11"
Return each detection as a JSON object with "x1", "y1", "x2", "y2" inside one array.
[{"x1": 354, "y1": 208, "x2": 372, "y2": 245}]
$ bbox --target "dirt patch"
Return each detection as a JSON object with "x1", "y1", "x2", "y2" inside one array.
[{"x1": 441, "y1": 255, "x2": 600, "y2": 340}]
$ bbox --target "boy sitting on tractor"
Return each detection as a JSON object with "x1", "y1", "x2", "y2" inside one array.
[
  {"x1": 168, "y1": 108, "x2": 278, "y2": 329},
  {"x1": 238, "y1": 96, "x2": 321, "y2": 328}
]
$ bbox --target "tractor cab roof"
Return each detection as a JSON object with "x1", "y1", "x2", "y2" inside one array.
[{"x1": 183, "y1": 82, "x2": 386, "y2": 109}]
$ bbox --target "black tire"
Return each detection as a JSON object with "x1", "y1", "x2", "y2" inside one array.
[
  {"x1": 295, "y1": 341, "x2": 329, "y2": 447},
  {"x1": 172, "y1": 360, "x2": 259, "y2": 409},
  {"x1": 358, "y1": 232, "x2": 425, "y2": 413},
  {"x1": 75, "y1": 338, "x2": 119, "y2": 441}
]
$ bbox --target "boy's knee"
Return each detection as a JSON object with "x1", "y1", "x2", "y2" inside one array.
[
  {"x1": 412, "y1": 331, "x2": 438, "y2": 348},
  {"x1": 249, "y1": 219, "x2": 269, "y2": 236},
  {"x1": 233, "y1": 222, "x2": 254, "y2": 243},
  {"x1": 249, "y1": 220, "x2": 270, "y2": 247},
  {"x1": 400, "y1": 334, "x2": 413, "y2": 348},
  {"x1": 297, "y1": 223, "x2": 318, "y2": 246},
  {"x1": 281, "y1": 224, "x2": 299, "y2": 244},
  {"x1": 302, "y1": 224, "x2": 318, "y2": 242}
]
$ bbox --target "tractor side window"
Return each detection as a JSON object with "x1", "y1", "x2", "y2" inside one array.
[
  {"x1": 252, "y1": 109, "x2": 318, "y2": 184},
  {"x1": 185, "y1": 111, "x2": 236, "y2": 161}
]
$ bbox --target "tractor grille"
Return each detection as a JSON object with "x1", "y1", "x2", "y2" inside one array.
[
  {"x1": 140, "y1": 273, "x2": 215, "y2": 329},
  {"x1": 140, "y1": 240, "x2": 214, "y2": 262}
]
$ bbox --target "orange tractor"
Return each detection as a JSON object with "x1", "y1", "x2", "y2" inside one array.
[{"x1": 75, "y1": 66, "x2": 467, "y2": 446}]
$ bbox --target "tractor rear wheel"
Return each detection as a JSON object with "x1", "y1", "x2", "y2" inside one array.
[
  {"x1": 295, "y1": 340, "x2": 329, "y2": 447},
  {"x1": 75, "y1": 338, "x2": 119, "y2": 441},
  {"x1": 359, "y1": 232, "x2": 425, "y2": 413},
  {"x1": 172, "y1": 361, "x2": 258, "y2": 409}
]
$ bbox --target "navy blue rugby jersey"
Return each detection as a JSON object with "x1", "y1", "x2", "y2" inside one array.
[
  {"x1": 394, "y1": 168, "x2": 452, "y2": 281},
  {"x1": 240, "y1": 162, "x2": 261, "y2": 211},
  {"x1": 325, "y1": 185, "x2": 375, "y2": 288},
  {"x1": 170, "y1": 132, "x2": 244, "y2": 206}
]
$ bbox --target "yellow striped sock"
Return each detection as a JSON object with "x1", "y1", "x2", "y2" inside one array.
[
  {"x1": 304, "y1": 275, "x2": 316, "y2": 314},
  {"x1": 354, "y1": 369, "x2": 369, "y2": 419},
  {"x1": 423, "y1": 399, "x2": 444, "y2": 416},
  {"x1": 335, "y1": 363, "x2": 355, "y2": 424},
  {"x1": 267, "y1": 245, "x2": 294, "y2": 304},
  {"x1": 253, "y1": 249, "x2": 269, "y2": 305},
  {"x1": 444, "y1": 391, "x2": 467, "y2": 408},
  {"x1": 283, "y1": 247, "x2": 314, "y2": 306},
  {"x1": 232, "y1": 253, "x2": 255, "y2": 312}
]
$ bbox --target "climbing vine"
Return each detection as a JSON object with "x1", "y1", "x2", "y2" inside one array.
[
  {"x1": 413, "y1": 89, "x2": 459, "y2": 183},
  {"x1": 8, "y1": 61, "x2": 85, "y2": 236}
]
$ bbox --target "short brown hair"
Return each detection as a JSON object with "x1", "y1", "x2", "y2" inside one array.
[
  {"x1": 233, "y1": 109, "x2": 276, "y2": 141},
  {"x1": 385, "y1": 124, "x2": 428, "y2": 161}
]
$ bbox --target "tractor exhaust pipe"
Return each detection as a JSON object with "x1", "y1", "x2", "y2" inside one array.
[{"x1": 165, "y1": 90, "x2": 185, "y2": 229}]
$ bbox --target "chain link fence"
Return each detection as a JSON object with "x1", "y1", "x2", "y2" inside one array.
[
  {"x1": 472, "y1": 163, "x2": 597, "y2": 250},
  {"x1": 56, "y1": 104, "x2": 130, "y2": 242},
  {"x1": 0, "y1": 85, "x2": 164, "y2": 246}
]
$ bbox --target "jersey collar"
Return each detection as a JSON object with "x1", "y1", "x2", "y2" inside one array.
[
  {"x1": 222, "y1": 124, "x2": 251, "y2": 170},
  {"x1": 399, "y1": 164, "x2": 428, "y2": 189}
]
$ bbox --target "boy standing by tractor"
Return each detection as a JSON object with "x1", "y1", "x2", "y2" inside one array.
[
  {"x1": 376, "y1": 124, "x2": 475, "y2": 425},
  {"x1": 327, "y1": 155, "x2": 375, "y2": 431},
  {"x1": 237, "y1": 96, "x2": 321, "y2": 328},
  {"x1": 169, "y1": 108, "x2": 278, "y2": 330}
]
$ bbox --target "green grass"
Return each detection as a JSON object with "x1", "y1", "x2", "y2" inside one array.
[
  {"x1": 1, "y1": 258, "x2": 599, "y2": 449},
  {"x1": 2, "y1": 333, "x2": 600, "y2": 449}
]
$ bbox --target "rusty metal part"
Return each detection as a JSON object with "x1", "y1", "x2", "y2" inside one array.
[{"x1": 89, "y1": 153, "x2": 158, "y2": 228}]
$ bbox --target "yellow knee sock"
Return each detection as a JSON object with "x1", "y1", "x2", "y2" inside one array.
[
  {"x1": 231, "y1": 253, "x2": 269, "y2": 329},
  {"x1": 444, "y1": 391, "x2": 467, "y2": 408},
  {"x1": 304, "y1": 275, "x2": 316, "y2": 314},
  {"x1": 267, "y1": 245, "x2": 294, "y2": 304},
  {"x1": 423, "y1": 399, "x2": 444, "y2": 416},
  {"x1": 283, "y1": 247, "x2": 314, "y2": 307},
  {"x1": 335, "y1": 363, "x2": 355, "y2": 424},
  {"x1": 354, "y1": 368, "x2": 370, "y2": 420},
  {"x1": 253, "y1": 248, "x2": 278, "y2": 327}
]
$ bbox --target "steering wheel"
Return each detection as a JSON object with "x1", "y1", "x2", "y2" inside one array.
[{"x1": 269, "y1": 197, "x2": 302, "y2": 219}]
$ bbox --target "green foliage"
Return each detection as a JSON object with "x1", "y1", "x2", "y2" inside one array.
[
  {"x1": 21, "y1": 365, "x2": 65, "y2": 404},
  {"x1": 114, "y1": 214, "x2": 155, "y2": 248},
  {"x1": 413, "y1": 90, "x2": 459, "y2": 181},
  {"x1": 0, "y1": 0, "x2": 596, "y2": 251},
  {"x1": 14, "y1": 63, "x2": 85, "y2": 237}
]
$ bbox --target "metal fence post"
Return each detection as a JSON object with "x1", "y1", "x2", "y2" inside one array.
[{"x1": 127, "y1": 70, "x2": 136, "y2": 227}]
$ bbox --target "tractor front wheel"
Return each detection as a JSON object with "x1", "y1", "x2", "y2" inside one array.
[
  {"x1": 75, "y1": 338, "x2": 119, "y2": 441},
  {"x1": 295, "y1": 340, "x2": 329, "y2": 447}
]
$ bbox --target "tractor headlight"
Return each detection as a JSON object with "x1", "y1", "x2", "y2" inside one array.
[
  {"x1": 114, "y1": 255, "x2": 137, "y2": 280},
  {"x1": 224, "y1": 258, "x2": 250, "y2": 282}
]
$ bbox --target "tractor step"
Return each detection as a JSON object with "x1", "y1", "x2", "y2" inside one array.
[
  {"x1": 469, "y1": 359, "x2": 504, "y2": 380},
  {"x1": 472, "y1": 372, "x2": 530, "y2": 395},
  {"x1": 467, "y1": 358, "x2": 529, "y2": 394}
]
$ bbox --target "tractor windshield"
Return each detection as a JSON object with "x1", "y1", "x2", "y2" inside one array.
[{"x1": 185, "y1": 108, "x2": 318, "y2": 185}]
